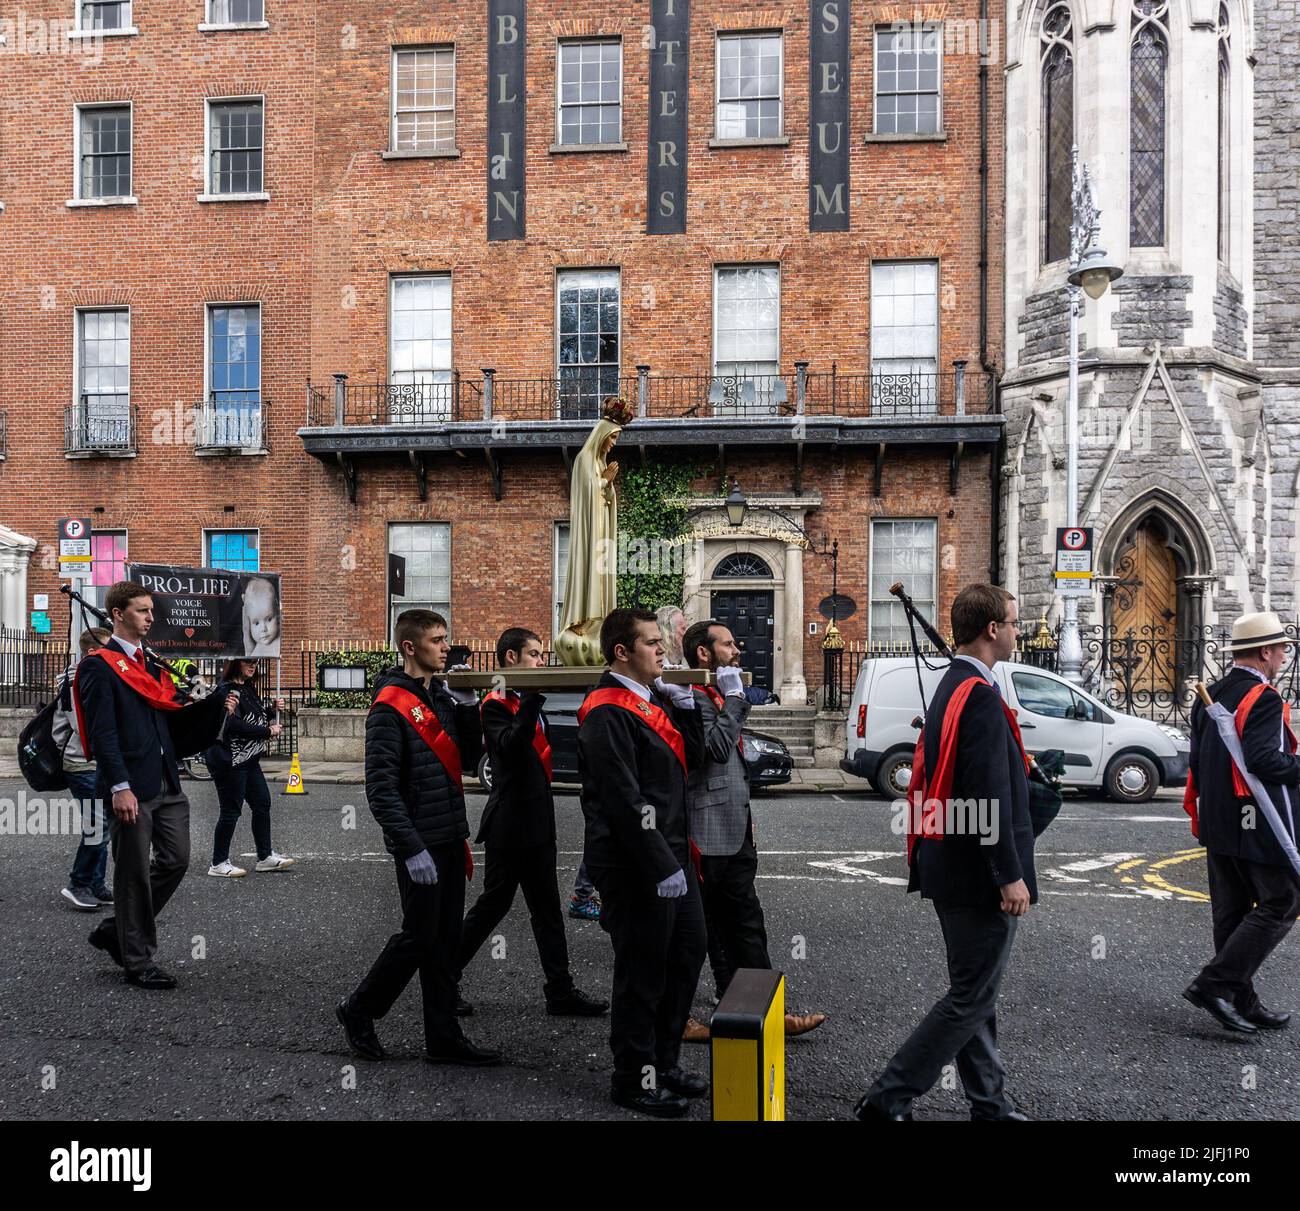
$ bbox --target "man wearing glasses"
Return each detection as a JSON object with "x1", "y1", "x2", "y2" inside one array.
[{"x1": 855, "y1": 583, "x2": 1036, "y2": 1122}]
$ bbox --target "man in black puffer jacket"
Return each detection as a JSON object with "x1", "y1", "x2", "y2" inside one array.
[{"x1": 337, "y1": 608, "x2": 499, "y2": 1066}]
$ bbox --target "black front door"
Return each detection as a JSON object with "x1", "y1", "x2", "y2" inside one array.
[{"x1": 710, "y1": 590, "x2": 775, "y2": 689}]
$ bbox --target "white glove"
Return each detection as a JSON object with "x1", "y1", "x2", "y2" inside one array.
[
  {"x1": 405, "y1": 849, "x2": 438, "y2": 886},
  {"x1": 656, "y1": 869, "x2": 688, "y2": 898},
  {"x1": 715, "y1": 666, "x2": 745, "y2": 698},
  {"x1": 443, "y1": 665, "x2": 478, "y2": 705},
  {"x1": 653, "y1": 676, "x2": 695, "y2": 709}
]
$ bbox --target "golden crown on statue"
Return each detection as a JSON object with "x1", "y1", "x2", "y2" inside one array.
[{"x1": 602, "y1": 395, "x2": 635, "y2": 426}]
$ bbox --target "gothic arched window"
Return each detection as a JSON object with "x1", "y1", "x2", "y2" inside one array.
[
  {"x1": 1040, "y1": 2, "x2": 1075, "y2": 264},
  {"x1": 1130, "y1": 0, "x2": 1169, "y2": 248},
  {"x1": 1217, "y1": 3, "x2": 1231, "y2": 262}
]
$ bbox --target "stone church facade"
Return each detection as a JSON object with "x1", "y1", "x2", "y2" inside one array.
[{"x1": 999, "y1": 0, "x2": 1299, "y2": 668}]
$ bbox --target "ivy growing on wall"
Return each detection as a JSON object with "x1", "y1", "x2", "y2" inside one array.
[{"x1": 615, "y1": 457, "x2": 705, "y2": 611}]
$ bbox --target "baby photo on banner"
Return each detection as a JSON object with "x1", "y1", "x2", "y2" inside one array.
[{"x1": 125, "y1": 563, "x2": 283, "y2": 659}]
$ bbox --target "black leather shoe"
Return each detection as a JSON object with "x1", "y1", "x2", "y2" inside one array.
[
  {"x1": 124, "y1": 965, "x2": 177, "y2": 990},
  {"x1": 336, "y1": 998, "x2": 387, "y2": 1060},
  {"x1": 660, "y1": 1067, "x2": 708, "y2": 1098},
  {"x1": 1239, "y1": 1004, "x2": 1291, "y2": 1030},
  {"x1": 1183, "y1": 984, "x2": 1258, "y2": 1033},
  {"x1": 455, "y1": 986, "x2": 473, "y2": 1016},
  {"x1": 611, "y1": 1086, "x2": 690, "y2": 1118},
  {"x1": 88, "y1": 925, "x2": 123, "y2": 968},
  {"x1": 853, "y1": 1094, "x2": 913, "y2": 1121},
  {"x1": 425, "y1": 1037, "x2": 502, "y2": 1067},
  {"x1": 546, "y1": 988, "x2": 610, "y2": 1017},
  {"x1": 972, "y1": 1109, "x2": 1032, "y2": 1121}
]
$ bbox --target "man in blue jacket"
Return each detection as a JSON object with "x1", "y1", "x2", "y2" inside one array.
[
  {"x1": 337, "y1": 608, "x2": 499, "y2": 1066},
  {"x1": 855, "y1": 583, "x2": 1034, "y2": 1121}
]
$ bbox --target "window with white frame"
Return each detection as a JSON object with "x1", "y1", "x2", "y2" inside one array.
[
  {"x1": 389, "y1": 275, "x2": 452, "y2": 421},
  {"x1": 557, "y1": 269, "x2": 620, "y2": 419},
  {"x1": 77, "y1": 1, "x2": 131, "y2": 31},
  {"x1": 870, "y1": 519, "x2": 936, "y2": 645},
  {"x1": 557, "y1": 40, "x2": 622, "y2": 145},
  {"x1": 75, "y1": 309, "x2": 131, "y2": 447},
  {"x1": 388, "y1": 523, "x2": 451, "y2": 640},
  {"x1": 874, "y1": 25, "x2": 941, "y2": 134},
  {"x1": 554, "y1": 522, "x2": 570, "y2": 640},
  {"x1": 392, "y1": 47, "x2": 455, "y2": 153},
  {"x1": 208, "y1": 0, "x2": 264, "y2": 22},
  {"x1": 716, "y1": 32, "x2": 783, "y2": 140},
  {"x1": 77, "y1": 105, "x2": 131, "y2": 200},
  {"x1": 208, "y1": 99, "x2": 264, "y2": 195},
  {"x1": 713, "y1": 264, "x2": 780, "y2": 390},
  {"x1": 206, "y1": 304, "x2": 262, "y2": 445},
  {"x1": 206, "y1": 530, "x2": 260, "y2": 572},
  {"x1": 870, "y1": 260, "x2": 939, "y2": 414}
]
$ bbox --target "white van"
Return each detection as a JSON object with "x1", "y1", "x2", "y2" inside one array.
[{"x1": 840, "y1": 656, "x2": 1190, "y2": 803}]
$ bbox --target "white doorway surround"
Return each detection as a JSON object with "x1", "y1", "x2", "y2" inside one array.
[
  {"x1": 0, "y1": 524, "x2": 37, "y2": 631},
  {"x1": 679, "y1": 493, "x2": 822, "y2": 706}
]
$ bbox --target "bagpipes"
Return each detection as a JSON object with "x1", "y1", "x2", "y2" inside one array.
[
  {"x1": 60, "y1": 583, "x2": 231, "y2": 756},
  {"x1": 61, "y1": 583, "x2": 196, "y2": 686},
  {"x1": 888, "y1": 582, "x2": 1063, "y2": 836}
]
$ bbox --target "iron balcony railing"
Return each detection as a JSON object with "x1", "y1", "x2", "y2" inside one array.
[
  {"x1": 65, "y1": 397, "x2": 137, "y2": 454},
  {"x1": 306, "y1": 362, "x2": 995, "y2": 427},
  {"x1": 195, "y1": 396, "x2": 269, "y2": 452}
]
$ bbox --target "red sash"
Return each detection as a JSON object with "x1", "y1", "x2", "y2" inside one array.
[
  {"x1": 482, "y1": 690, "x2": 552, "y2": 782},
  {"x1": 699, "y1": 685, "x2": 745, "y2": 759},
  {"x1": 72, "y1": 646, "x2": 182, "y2": 763},
  {"x1": 1186, "y1": 682, "x2": 1299, "y2": 837},
  {"x1": 907, "y1": 675, "x2": 1031, "y2": 864},
  {"x1": 371, "y1": 685, "x2": 473, "y2": 879},
  {"x1": 577, "y1": 686, "x2": 687, "y2": 775}
]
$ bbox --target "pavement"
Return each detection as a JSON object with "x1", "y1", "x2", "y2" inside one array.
[
  {"x1": 5, "y1": 774, "x2": 1300, "y2": 1123},
  {"x1": 0, "y1": 754, "x2": 866, "y2": 793}
]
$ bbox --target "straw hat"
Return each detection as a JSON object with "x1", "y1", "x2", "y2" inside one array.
[{"x1": 1226, "y1": 610, "x2": 1291, "y2": 653}]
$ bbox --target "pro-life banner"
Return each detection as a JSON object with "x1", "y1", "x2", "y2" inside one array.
[{"x1": 125, "y1": 564, "x2": 282, "y2": 659}]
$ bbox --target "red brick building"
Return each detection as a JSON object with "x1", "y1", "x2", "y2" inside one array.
[{"x1": 0, "y1": 0, "x2": 1004, "y2": 702}]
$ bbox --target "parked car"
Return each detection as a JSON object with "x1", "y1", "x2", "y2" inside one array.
[
  {"x1": 476, "y1": 691, "x2": 793, "y2": 790},
  {"x1": 840, "y1": 657, "x2": 1190, "y2": 803}
]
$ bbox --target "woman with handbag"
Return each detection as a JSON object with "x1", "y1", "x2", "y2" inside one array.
[{"x1": 206, "y1": 659, "x2": 296, "y2": 877}]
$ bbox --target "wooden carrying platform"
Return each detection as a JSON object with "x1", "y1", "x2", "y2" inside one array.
[{"x1": 442, "y1": 667, "x2": 752, "y2": 690}]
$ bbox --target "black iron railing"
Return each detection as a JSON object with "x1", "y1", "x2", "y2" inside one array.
[
  {"x1": 65, "y1": 397, "x2": 136, "y2": 454},
  {"x1": 195, "y1": 397, "x2": 268, "y2": 452},
  {"x1": 307, "y1": 364, "x2": 998, "y2": 427}
]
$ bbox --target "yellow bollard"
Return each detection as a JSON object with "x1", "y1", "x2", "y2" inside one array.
[
  {"x1": 710, "y1": 969, "x2": 785, "y2": 1121},
  {"x1": 279, "y1": 752, "x2": 310, "y2": 796}
]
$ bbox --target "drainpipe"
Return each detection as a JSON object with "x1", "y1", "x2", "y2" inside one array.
[{"x1": 980, "y1": 0, "x2": 1005, "y2": 585}]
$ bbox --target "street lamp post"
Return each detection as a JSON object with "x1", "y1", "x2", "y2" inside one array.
[{"x1": 1058, "y1": 147, "x2": 1123, "y2": 685}]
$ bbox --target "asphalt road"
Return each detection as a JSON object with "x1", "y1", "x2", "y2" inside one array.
[{"x1": 2, "y1": 776, "x2": 1298, "y2": 1122}]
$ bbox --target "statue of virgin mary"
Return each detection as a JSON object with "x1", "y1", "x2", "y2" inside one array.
[{"x1": 554, "y1": 398, "x2": 631, "y2": 666}]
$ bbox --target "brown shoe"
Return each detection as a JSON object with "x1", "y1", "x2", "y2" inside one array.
[
  {"x1": 682, "y1": 1016, "x2": 711, "y2": 1044},
  {"x1": 785, "y1": 1011, "x2": 827, "y2": 1036}
]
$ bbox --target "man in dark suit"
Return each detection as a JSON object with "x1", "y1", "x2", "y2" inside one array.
[
  {"x1": 455, "y1": 626, "x2": 607, "y2": 1017},
  {"x1": 76, "y1": 581, "x2": 233, "y2": 989},
  {"x1": 578, "y1": 607, "x2": 707, "y2": 1118},
  {"x1": 1184, "y1": 610, "x2": 1300, "y2": 1033},
  {"x1": 856, "y1": 583, "x2": 1034, "y2": 1122},
  {"x1": 337, "y1": 608, "x2": 499, "y2": 1066},
  {"x1": 681, "y1": 618, "x2": 826, "y2": 1038}
]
